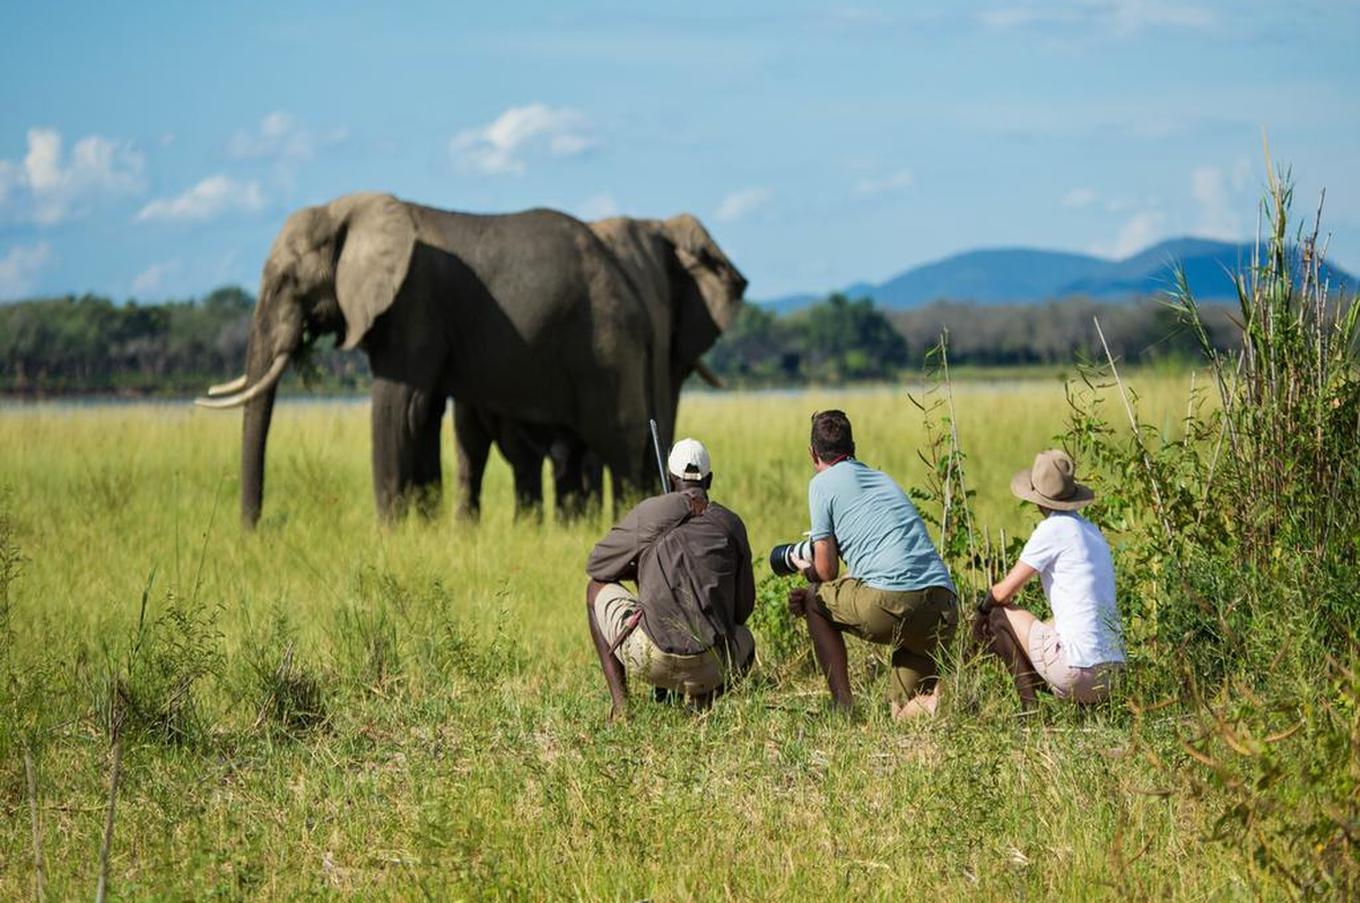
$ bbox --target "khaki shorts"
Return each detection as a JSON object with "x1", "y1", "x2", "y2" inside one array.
[
  {"x1": 814, "y1": 578, "x2": 958, "y2": 702},
  {"x1": 1027, "y1": 621, "x2": 1124, "y2": 704},
  {"x1": 593, "y1": 582, "x2": 753, "y2": 696}
]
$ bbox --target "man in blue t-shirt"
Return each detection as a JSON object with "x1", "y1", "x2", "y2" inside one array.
[{"x1": 787, "y1": 410, "x2": 958, "y2": 719}]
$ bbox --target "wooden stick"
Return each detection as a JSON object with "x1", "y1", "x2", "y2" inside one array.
[
  {"x1": 94, "y1": 711, "x2": 124, "y2": 903},
  {"x1": 939, "y1": 335, "x2": 977, "y2": 566},
  {"x1": 24, "y1": 745, "x2": 45, "y2": 903},
  {"x1": 1185, "y1": 369, "x2": 1196, "y2": 426},
  {"x1": 1094, "y1": 317, "x2": 1174, "y2": 541}
]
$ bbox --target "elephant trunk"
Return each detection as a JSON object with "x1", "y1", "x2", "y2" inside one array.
[{"x1": 240, "y1": 324, "x2": 281, "y2": 529}]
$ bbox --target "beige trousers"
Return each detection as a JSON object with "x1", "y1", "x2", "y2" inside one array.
[{"x1": 593, "y1": 582, "x2": 753, "y2": 695}]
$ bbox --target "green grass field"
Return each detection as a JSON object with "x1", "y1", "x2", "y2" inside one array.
[{"x1": 0, "y1": 373, "x2": 1306, "y2": 898}]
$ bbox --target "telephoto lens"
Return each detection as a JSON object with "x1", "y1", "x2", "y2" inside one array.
[{"x1": 768, "y1": 539, "x2": 814, "y2": 577}]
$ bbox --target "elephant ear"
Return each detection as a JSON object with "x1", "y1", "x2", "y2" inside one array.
[
  {"x1": 663, "y1": 214, "x2": 746, "y2": 367},
  {"x1": 328, "y1": 193, "x2": 418, "y2": 350}
]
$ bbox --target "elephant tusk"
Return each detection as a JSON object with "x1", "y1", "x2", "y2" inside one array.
[
  {"x1": 693, "y1": 359, "x2": 724, "y2": 389},
  {"x1": 194, "y1": 354, "x2": 289, "y2": 409},
  {"x1": 206, "y1": 374, "x2": 248, "y2": 397}
]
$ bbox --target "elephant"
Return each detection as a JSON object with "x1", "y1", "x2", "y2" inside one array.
[
  {"x1": 196, "y1": 192, "x2": 717, "y2": 528},
  {"x1": 451, "y1": 214, "x2": 744, "y2": 519}
]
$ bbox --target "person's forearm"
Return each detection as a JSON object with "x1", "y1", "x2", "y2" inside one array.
[
  {"x1": 990, "y1": 561, "x2": 1037, "y2": 606},
  {"x1": 585, "y1": 531, "x2": 640, "y2": 583},
  {"x1": 585, "y1": 556, "x2": 636, "y2": 583},
  {"x1": 807, "y1": 537, "x2": 839, "y2": 582},
  {"x1": 802, "y1": 562, "x2": 837, "y2": 583},
  {"x1": 987, "y1": 583, "x2": 1015, "y2": 606}
]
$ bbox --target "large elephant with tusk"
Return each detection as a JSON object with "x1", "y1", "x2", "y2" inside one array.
[
  {"x1": 198, "y1": 192, "x2": 742, "y2": 528},
  {"x1": 451, "y1": 214, "x2": 745, "y2": 519}
]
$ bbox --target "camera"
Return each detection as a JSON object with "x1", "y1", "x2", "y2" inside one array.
[{"x1": 768, "y1": 538, "x2": 814, "y2": 577}]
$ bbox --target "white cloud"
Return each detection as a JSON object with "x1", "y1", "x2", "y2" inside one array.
[
  {"x1": 0, "y1": 242, "x2": 53, "y2": 299},
  {"x1": 0, "y1": 128, "x2": 145, "y2": 225},
  {"x1": 715, "y1": 187, "x2": 772, "y2": 223},
  {"x1": 854, "y1": 169, "x2": 914, "y2": 196},
  {"x1": 1062, "y1": 187, "x2": 1098, "y2": 208},
  {"x1": 576, "y1": 193, "x2": 620, "y2": 220},
  {"x1": 132, "y1": 259, "x2": 180, "y2": 294},
  {"x1": 451, "y1": 104, "x2": 594, "y2": 175},
  {"x1": 136, "y1": 175, "x2": 265, "y2": 223},
  {"x1": 1092, "y1": 209, "x2": 1166, "y2": 258},
  {"x1": 228, "y1": 111, "x2": 347, "y2": 161}
]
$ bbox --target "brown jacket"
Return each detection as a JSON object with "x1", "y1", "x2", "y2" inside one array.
[{"x1": 587, "y1": 488, "x2": 756, "y2": 657}]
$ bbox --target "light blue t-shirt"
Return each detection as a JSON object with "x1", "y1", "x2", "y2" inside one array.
[{"x1": 808, "y1": 460, "x2": 955, "y2": 593}]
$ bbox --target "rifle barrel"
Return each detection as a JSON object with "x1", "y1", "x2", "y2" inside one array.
[{"x1": 648, "y1": 419, "x2": 667, "y2": 493}]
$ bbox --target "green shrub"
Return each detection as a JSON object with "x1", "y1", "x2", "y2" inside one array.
[
  {"x1": 1072, "y1": 168, "x2": 1360, "y2": 891},
  {"x1": 244, "y1": 608, "x2": 326, "y2": 735},
  {"x1": 100, "y1": 576, "x2": 226, "y2": 746},
  {"x1": 748, "y1": 573, "x2": 811, "y2": 680}
]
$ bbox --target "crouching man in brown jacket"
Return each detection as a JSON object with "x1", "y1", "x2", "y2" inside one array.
[{"x1": 586, "y1": 437, "x2": 757, "y2": 722}]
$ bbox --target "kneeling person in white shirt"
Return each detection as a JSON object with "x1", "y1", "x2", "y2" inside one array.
[{"x1": 978, "y1": 449, "x2": 1125, "y2": 707}]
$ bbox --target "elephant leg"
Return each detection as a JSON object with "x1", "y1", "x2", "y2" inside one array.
[
  {"x1": 549, "y1": 434, "x2": 587, "y2": 520},
  {"x1": 579, "y1": 424, "x2": 650, "y2": 516},
  {"x1": 409, "y1": 391, "x2": 445, "y2": 519},
  {"x1": 580, "y1": 449, "x2": 605, "y2": 513},
  {"x1": 498, "y1": 423, "x2": 546, "y2": 522},
  {"x1": 371, "y1": 378, "x2": 443, "y2": 522},
  {"x1": 453, "y1": 402, "x2": 493, "y2": 521},
  {"x1": 508, "y1": 450, "x2": 544, "y2": 522},
  {"x1": 559, "y1": 442, "x2": 606, "y2": 518}
]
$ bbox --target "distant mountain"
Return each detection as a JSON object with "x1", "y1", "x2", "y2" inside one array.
[{"x1": 760, "y1": 237, "x2": 1357, "y2": 312}]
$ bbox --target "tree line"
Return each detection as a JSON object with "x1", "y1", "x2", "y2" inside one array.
[
  {"x1": 0, "y1": 288, "x2": 362, "y2": 395},
  {"x1": 0, "y1": 286, "x2": 1241, "y2": 395},
  {"x1": 707, "y1": 293, "x2": 1240, "y2": 384}
]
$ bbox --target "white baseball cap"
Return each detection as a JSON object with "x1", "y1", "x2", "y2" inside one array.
[{"x1": 667, "y1": 437, "x2": 711, "y2": 480}]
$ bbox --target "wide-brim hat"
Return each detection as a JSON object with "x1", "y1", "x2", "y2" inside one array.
[{"x1": 1010, "y1": 449, "x2": 1095, "y2": 511}]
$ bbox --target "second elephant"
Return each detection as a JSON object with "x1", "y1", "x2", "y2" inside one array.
[{"x1": 454, "y1": 213, "x2": 743, "y2": 518}]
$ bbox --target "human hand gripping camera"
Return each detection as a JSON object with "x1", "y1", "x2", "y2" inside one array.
[{"x1": 778, "y1": 410, "x2": 959, "y2": 720}]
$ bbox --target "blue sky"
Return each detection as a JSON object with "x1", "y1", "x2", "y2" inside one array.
[{"x1": 1, "y1": 1, "x2": 1357, "y2": 301}]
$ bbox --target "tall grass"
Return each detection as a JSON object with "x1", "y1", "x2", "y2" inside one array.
[{"x1": 1163, "y1": 171, "x2": 1360, "y2": 894}]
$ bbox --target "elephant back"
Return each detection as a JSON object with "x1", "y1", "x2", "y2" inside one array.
[{"x1": 589, "y1": 218, "x2": 672, "y2": 315}]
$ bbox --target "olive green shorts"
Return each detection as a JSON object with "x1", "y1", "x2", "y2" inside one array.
[{"x1": 814, "y1": 578, "x2": 958, "y2": 702}]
